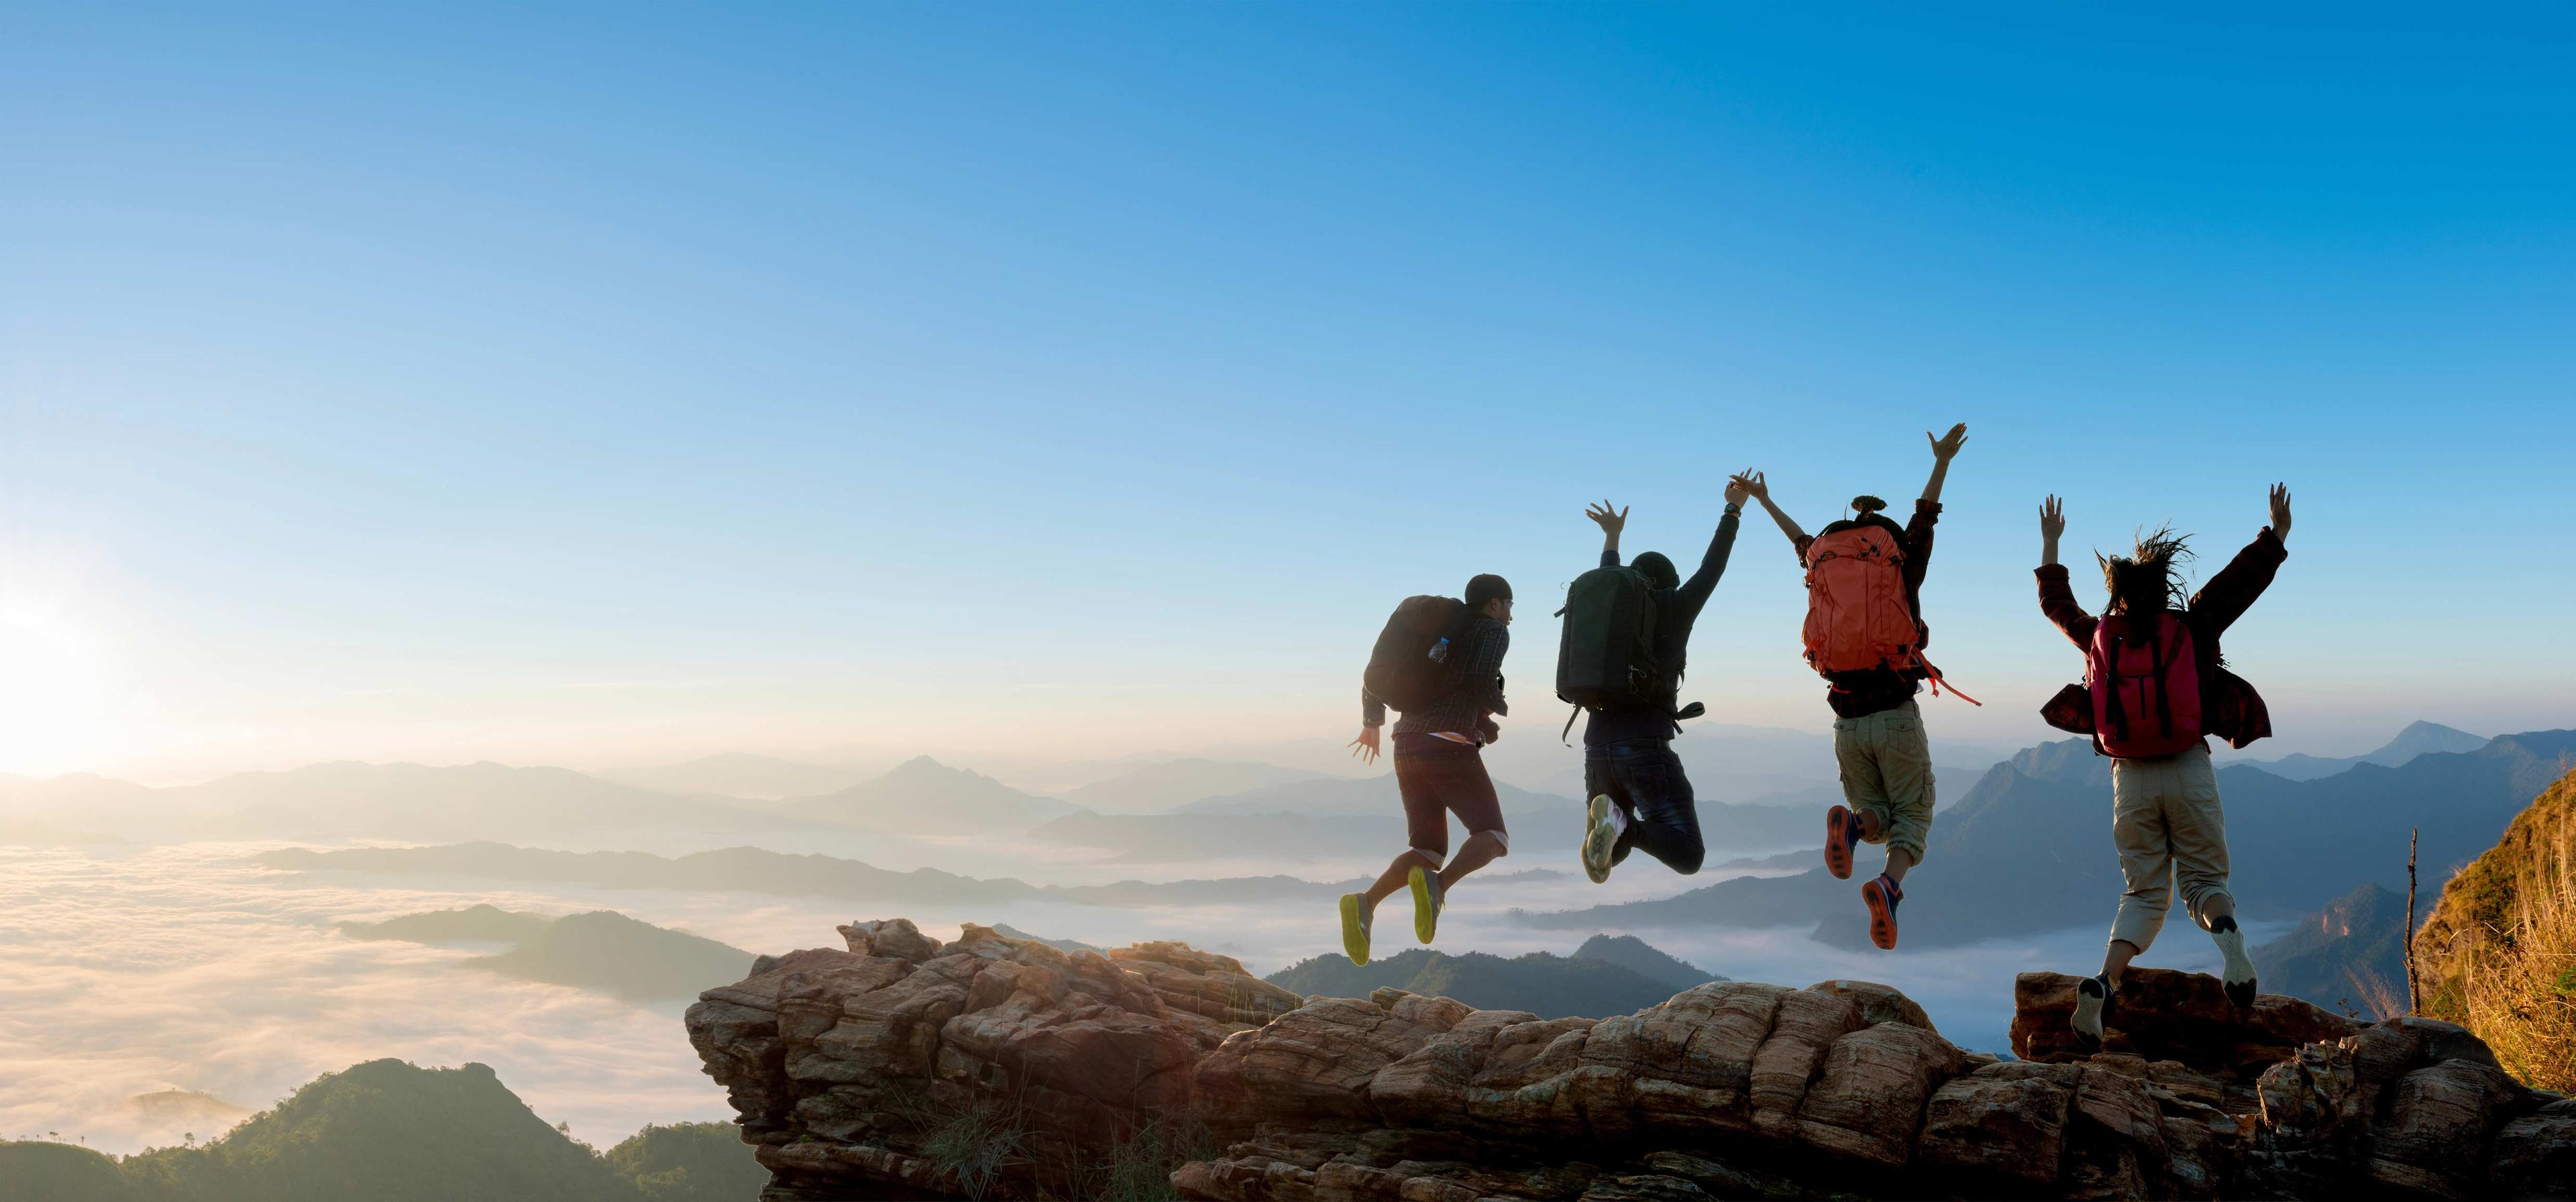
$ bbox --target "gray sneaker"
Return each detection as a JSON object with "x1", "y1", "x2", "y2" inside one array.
[
  {"x1": 1580, "y1": 794, "x2": 1621, "y2": 884},
  {"x1": 2072, "y1": 973, "x2": 2114, "y2": 1051},
  {"x1": 2211, "y1": 917, "x2": 2257, "y2": 1010}
]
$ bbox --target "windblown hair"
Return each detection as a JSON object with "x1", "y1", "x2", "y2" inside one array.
[
  {"x1": 1850, "y1": 495, "x2": 1888, "y2": 518},
  {"x1": 2098, "y1": 527, "x2": 2194, "y2": 614}
]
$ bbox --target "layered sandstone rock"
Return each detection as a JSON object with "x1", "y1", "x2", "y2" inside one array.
[{"x1": 688, "y1": 923, "x2": 2575, "y2": 1201}]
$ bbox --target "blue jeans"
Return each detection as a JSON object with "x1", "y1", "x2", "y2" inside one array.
[{"x1": 1583, "y1": 740, "x2": 1704, "y2": 874}]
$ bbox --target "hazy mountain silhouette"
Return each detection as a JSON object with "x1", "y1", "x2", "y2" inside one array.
[
  {"x1": 1061, "y1": 758, "x2": 1329, "y2": 812},
  {"x1": 2234, "y1": 720, "x2": 2488, "y2": 781},
  {"x1": 1265, "y1": 939, "x2": 1714, "y2": 1019},
  {"x1": 593, "y1": 752, "x2": 871, "y2": 800},
  {"x1": 2249, "y1": 882, "x2": 2412, "y2": 1019},
  {"x1": 1175, "y1": 773, "x2": 1572, "y2": 817},
  {"x1": 1523, "y1": 728, "x2": 2576, "y2": 950},
  {"x1": 0, "y1": 761, "x2": 787, "y2": 845},
  {"x1": 340, "y1": 904, "x2": 555, "y2": 945},
  {"x1": 1568, "y1": 933, "x2": 1727, "y2": 990},
  {"x1": 260, "y1": 840, "x2": 1375, "y2": 908},
  {"x1": 341, "y1": 904, "x2": 753, "y2": 1001},
  {"x1": 782, "y1": 755, "x2": 1077, "y2": 833},
  {"x1": 470, "y1": 912, "x2": 755, "y2": 1003}
]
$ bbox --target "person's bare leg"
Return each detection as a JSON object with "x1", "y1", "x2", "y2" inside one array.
[
  {"x1": 1858, "y1": 811, "x2": 1921, "y2": 884},
  {"x1": 1438, "y1": 831, "x2": 1507, "y2": 892},
  {"x1": 2198, "y1": 895, "x2": 2236, "y2": 927},
  {"x1": 2099, "y1": 938, "x2": 2142, "y2": 989},
  {"x1": 1365, "y1": 850, "x2": 1435, "y2": 910}
]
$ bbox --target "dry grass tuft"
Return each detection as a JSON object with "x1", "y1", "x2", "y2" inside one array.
[{"x1": 2442, "y1": 830, "x2": 2576, "y2": 1091}]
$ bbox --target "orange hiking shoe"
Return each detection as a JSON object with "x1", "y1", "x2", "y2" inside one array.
[
  {"x1": 1824, "y1": 804, "x2": 1864, "y2": 879},
  {"x1": 1862, "y1": 873, "x2": 1902, "y2": 950}
]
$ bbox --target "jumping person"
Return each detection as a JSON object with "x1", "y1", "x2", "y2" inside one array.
[
  {"x1": 2038, "y1": 486, "x2": 2292, "y2": 1048},
  {"x1": 1340, "y1": 574, "x2": 1513, "y2": 965},
  {"x1": 1730, "y1": 422, "x2": 1969, "y2": 950},
  {"x1": 1571, "y1": 480, "x2": 1747, "y2": 883}
]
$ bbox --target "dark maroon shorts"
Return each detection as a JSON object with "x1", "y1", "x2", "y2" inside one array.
[{"x1": 1392, "y1": 733, "x2": 1507, "y2": 861}]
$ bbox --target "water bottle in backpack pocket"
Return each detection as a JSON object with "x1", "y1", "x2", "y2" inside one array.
[{"x1": 1364, "y1": 595, "x2": 1477, "y2": 712}]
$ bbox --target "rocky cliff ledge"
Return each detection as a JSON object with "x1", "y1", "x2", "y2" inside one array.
[{"x1": 686, "y1": 920, "x2": 2575, "y2": 1200}]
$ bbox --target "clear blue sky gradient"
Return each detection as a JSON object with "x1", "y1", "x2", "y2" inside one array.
[{"x1": 4, "y1": 5, "x2": 2573, "y2": 776}]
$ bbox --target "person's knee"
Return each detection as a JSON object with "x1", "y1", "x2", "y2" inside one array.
[
  {"x1": 1472, "y1": 829, "x2": 1509, "y2": 858},
  {"x1": 1670, "y1": 846, "x2": 1705, "y2": 875},
  {"x1": 1409, "y1": 846, "x2": 1444, "y2": 867}
]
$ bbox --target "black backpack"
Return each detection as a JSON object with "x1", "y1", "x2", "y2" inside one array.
[
  {"x1": 1554, "y1": 565, "x2": 1666, "y2": 735},
  {"x1": 1363, "y1": 596, "x2": 1479, "y2": 712}
]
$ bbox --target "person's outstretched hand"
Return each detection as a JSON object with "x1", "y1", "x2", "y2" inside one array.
[
  {"x1": 2040, "y1": 494, "x2": 2066, "y2": 541},
  {"x1": 1724, "y1": 475, "x2": 1750, "y2": 507},
  {"x1": 1929, "y1": 423, "x2": 1970, "y2": 460},
  {"x1": 1348, "y1": 726, "x2": 1381, "y2": 765},
  {"x1": 1585, "y1": 499, "x2": 1628, "y2": 537},
  {"x1": 1728, "y1": 470, "x2": 1770, "y2": 503},
  {"x1": 2269, "y1": 482, "x2": 2292, "y2": 542}
]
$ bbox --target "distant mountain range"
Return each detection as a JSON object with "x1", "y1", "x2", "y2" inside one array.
[
  {"x1": 260, "y1": 840, "x2": 1373, "y2": 909},
  {"x1": 343, "y1": 905, "x2": 756, "y2": 1002},
  {"x1": 592, "y1": 752, "x2": 874, "y2": 800},
  {"x1": 2230, "y1": 720, "x2": 2488, "y2": 781},
  {"x1": 779, "y1": 755, "x2": 1079, "y2": 832},
  {"x1": 0, "y1": 761, "x2": 780, "y2": 845},
  {"x1": 1265, "y1": 933, "x2": 1723, "y2": 1019},
  {"x1": 1062, "y1": 758, "x2": 1329, "y2": 812},
  {"x1": 2248, "y1": 883, "x2": 2412, "y2": 1019},
  {"x1": 1521, "y1": 728, "x2": 2576, "y2": 952},
  {"x1": 1040, "y1": 775, "x2": 1824, "y2": 863},
  {"x1": 0, "y1": 1059, "x2": 759, "y2": 1201}
]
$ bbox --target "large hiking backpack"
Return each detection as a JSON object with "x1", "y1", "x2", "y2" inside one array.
[
  {"x1": 1554, "y1": 565, "x2": 1662, "y2": 713},
  {"x1": 1363, "y1": 595, "x2": 1477, "y2": 712},
  {"x1": 1801, "y1": 523, "x2": 1979, "y2": 704},
  {"x1": 2088, "y1": 612, "x2": 2204, "y2": 758},
  {"x1": 1801, "y1": 525, "x2": 1922, "y2": 674}
]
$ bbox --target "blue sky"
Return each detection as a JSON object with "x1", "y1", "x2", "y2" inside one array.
[{"x1": 3, "y1": 5, "x2": 2572, "y2": 777}]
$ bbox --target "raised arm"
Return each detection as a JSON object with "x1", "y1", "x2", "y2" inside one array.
[
  {"x1": 2034, "y1": 494, "x2": 2097, "y2": 647},
  {"x1": 1585, "y1": 499, "x2": 1627, "y2": 568},
  {"x1": 1729, "y1": 470, "x2": 1808, "y2": 551},
  {"x1": 1670, "y1": 480, "x2": 1748, "y2": 617},
  {"x1": 1920, "y1": 423, "x2": 1968, "y2": 505},
  {"x1": 2186, "y1": 484, "x2": 2292, "y2": 637}
]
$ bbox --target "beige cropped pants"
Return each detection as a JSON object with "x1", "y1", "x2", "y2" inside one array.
[{"x1": 2108, "y1": 743, "x2": 2234, "y2": 952}]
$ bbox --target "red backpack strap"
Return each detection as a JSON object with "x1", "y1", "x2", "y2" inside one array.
[{"x1": 1912, "y1": 650, "x2": 1982, "y2": 706}]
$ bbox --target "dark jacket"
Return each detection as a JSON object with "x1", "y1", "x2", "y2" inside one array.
[
  {"x1": 1791, "y1": 499, "x2": 1941, "y2": 719},
  {"x1": 1363, "y1": 617, "x2": 1510, "y2": 743},
  {"x1": 2036, "y1": 526, "x2": 2287, "y2": 753},
  {"x1": 1585, "y1": 508, "x2": 1742, "y2": 747}
]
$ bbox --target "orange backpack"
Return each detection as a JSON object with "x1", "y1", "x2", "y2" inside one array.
[{"x1": 1801, "y1": 525, "x2": 1978, "y2": 704}]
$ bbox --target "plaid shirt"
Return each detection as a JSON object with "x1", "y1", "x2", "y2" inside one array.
[{"x1": 1363, "y1": 617, "x2": 1509, "y2": 741}]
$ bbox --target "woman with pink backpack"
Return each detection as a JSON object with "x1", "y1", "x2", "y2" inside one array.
[{"x1": 2036, "y1": 484, "x2": 2292, "y2": 1049}]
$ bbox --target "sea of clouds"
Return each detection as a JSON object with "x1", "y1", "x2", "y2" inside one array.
[{"x1": 0, "y1": 833, "x2": 2273, "y2": 1156}]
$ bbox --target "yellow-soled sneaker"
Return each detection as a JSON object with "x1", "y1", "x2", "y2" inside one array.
[
  {"x1": 1408, "y1": 865, "x2": 1444, "y2": 944},
  {"x1": 1338, "y1": 892, "x2": 1373, "y2": 966}
]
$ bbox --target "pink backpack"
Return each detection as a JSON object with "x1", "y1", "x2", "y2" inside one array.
[{"x1": 2088, "y1": 613, "x2": 2203, "y2": 758}]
